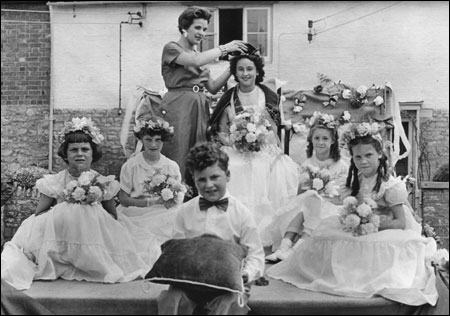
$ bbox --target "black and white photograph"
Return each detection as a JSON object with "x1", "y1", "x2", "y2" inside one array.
[{"x1": 1, "y1": 1, "x2": 449, "y2": 315}]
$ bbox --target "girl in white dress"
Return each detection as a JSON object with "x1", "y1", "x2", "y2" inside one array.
[
  {"x1": 209, "y1": 53, "x2": 299, "y2": 246},
  {"x1": 117, "y1": 117, "x2": 184, "y2": 245},
  {"x1": 267, "y1": 123, "x2": 438, "y2": 306},
  {"x1": 266, "y1": 112, "x2": 348, "y2": 261},
  {"x1": 1, "y1": 118, "x2": 159, "y2": 290}
]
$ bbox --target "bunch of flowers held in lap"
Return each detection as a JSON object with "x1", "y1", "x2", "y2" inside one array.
[
  {"x1": 299, "y1": 165, "x2": 339, "y2": 197},
  {"x1": 142, "y1": 169, "x2": 187, "y2": 209},
  {"x1": 228, "y1": 108, "x2": 272, "y2": 153},
  {"x1": 339, "y1": 196, "x2": 380, "y2": 236},
  {"x1": 63, "y1": 171, "x2": 115, "y2": 205}
]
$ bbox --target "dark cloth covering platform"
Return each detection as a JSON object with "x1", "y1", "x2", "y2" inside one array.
[{"x1": 18, "y1": 277, "x2": 422, "y2": 315}]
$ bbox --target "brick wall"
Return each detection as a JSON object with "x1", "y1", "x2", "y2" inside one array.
[
  {"x1": 1, "y1": 2, "x2": 133, "y2": 178},
  {"x1": 1, "y1": 2, "x2": 51, "y2": 174},
  {"x1": 421, "y1": 183, "x2": 449, "y2": 250},
  {"x1": 419, "y1": 109, "x2": 449, "y2": 181}
]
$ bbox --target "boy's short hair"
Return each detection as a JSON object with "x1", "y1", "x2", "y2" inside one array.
[{"x1": 186, "y1": 142, "x2": 229, "y2": 174}]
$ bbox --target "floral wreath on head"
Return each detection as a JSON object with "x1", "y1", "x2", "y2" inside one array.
[
  {"x1": 58, "y1": 117, "x2": 104, "y2": 145},
  {"x1": 133, "y1": 117, "x2": 174, "y2": 136},
  {"x1": 341, "y1": 122, "x2": 384, "y2": 145},
  {"x1": 292, "y1": 110, "x2": 352, "y2": 135}
]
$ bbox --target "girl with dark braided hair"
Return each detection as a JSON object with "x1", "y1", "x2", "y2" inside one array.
[
  {"x1": 346, "y1": 134, "x2": 405, "y2": 230},
  {"x1": 267, "y1": 123, "x2": 436, "y2": 307}
]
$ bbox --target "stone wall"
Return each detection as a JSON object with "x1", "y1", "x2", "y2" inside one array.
[
  {"x1": 2, "y1": 191, "x2": 39, "y2": 245},
  {"x1": 421, "y1": 182, "x2": 449, "y2": 250}
]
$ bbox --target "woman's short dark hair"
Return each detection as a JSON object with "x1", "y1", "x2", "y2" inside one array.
[
  {"x1": 230, "y1": 54, "x2": 265, "y2": 84},
  {"x1": 57, "y1": 131, "x2": 102, "y2": 164},
  {"x1": 178, "y1": 6, "x2": 211, "y2": 33}
]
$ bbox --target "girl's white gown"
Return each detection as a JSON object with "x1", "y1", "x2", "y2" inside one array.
[
  {"x1": 116, "y1": 152, "x2": 182, "y2": 246},
  {"x1": 220, "y1": 88, "x2": 300, "y2": 246},
  {"x1": 1, "y1": 169, "x2": 161, "y2": 290},
  {"x1": 267, "y1": 175, "x2": 438, "y2": 306},
  {"x1": 267, "y1": 156, "x2": 348, "y2": 249}
]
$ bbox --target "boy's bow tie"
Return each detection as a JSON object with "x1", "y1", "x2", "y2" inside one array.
[{"x1": 199, "y1": 197, "x2": 229, "y2": 211}]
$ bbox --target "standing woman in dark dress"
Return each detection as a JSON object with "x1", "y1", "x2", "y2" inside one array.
[{"x1": 160, "y1": 6, "x2": 247, "y2": 188}]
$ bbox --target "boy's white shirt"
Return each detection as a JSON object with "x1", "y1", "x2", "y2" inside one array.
[{"x1": 172, "y1": 190, "x2": 265, "y2": 282}]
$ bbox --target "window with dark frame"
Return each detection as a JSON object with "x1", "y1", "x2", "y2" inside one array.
[{"x1": 199, "y1": 7, "x2": 270, "y2": 60}]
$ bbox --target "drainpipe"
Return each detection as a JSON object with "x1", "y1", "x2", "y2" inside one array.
[
  {"x1": 118, "y1": 12, "x2": 143, "y2": 115},
  {"x1": 48, "y1": 5, "x2": 55, "y2": 172}
]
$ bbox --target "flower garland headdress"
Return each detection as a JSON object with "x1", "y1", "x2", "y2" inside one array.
[
  {"x1": 59, "y1": 117, "x2": 104, "y2": 144},
  {"x1": 134, "y1": 117, "x2": 174, "y2": 135},
  {"x1": 292, "y1": 110, "x2": 351, "y2": 135},
  {"x1": 341, "y1": 122, "x2": 384, "y2": 144}
]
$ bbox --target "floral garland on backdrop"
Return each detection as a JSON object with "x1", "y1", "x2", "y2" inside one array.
[
  {"x1": 315, "y1": 73, "x2": 385, "y2": 109},
  {"x1": 290, "y1": 73, "x2": 386, "y2": 114}
]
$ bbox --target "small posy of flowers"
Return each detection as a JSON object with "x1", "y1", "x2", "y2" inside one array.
[
  {"x1": 340, "y1": 122, "x2": 383, "y2": 144},
  {"x1": 63, "y1": 171, "x2": 114, "y2": 205},
  {"x1": 7, "y1": 166, "x2": 50, "y2": 198},
  {"x1": 58, "y1": 117, "x2": 105, "y2": 145},
  {"x1": 134, "y1": 117, "x2": 174, "y2": 135},
  {"x1": 430, "y1": 248, "x2": 449, "y2": 277},
  {"x1": 228, "y1": 108, "x2": 272, "y2": 153},
  {"x1": 10, "y1": 166, "x2": 49, "y2": 189},
  {"x1": 299, "y1": 165, "x2": 339, "y2": 197},
  {"x1": 341, "y1": 85, "x2": 370, "y2": 108},
  {"x1": 339, "y1": 196, "x2": 380, "y2": 236},
  {"x1": 142, "y1": 169, "x2": 187, "y2": 209},
  {"x1": 293, "y1": 94, "x2": 306, "y2": 113}
]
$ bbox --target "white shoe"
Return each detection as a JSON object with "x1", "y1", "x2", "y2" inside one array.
[
  {"x1": 277, "y1": 239, "x2": 304, "y2": 261},
  {"x1": 265, "y1": 250, "x2": 282, "y2": 262},
  {"x1": 265, "y1": 238, "x2": 293, "y2": 262}
]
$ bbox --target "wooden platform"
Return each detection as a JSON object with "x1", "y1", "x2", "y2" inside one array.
[{"x1": 22, "y1": 276, "x2": 418, "y2": 315}]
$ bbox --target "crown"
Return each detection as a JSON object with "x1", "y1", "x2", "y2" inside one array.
[{"x1": 59, "y1": 117, "x2": 104, "y2": 144}]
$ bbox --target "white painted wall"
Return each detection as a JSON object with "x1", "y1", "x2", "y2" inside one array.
[{"x1": 50, "y1": 1, "x2": 449, "y2": 110}]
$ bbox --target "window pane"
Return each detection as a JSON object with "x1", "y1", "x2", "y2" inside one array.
[
  {"x1": 201, "y1": 34, "x2": 215, "y2": 52},
  {"x1": 247, "y1": 34, "x2": 267, "y2": 56},
  {"x1": 208, "y1": 12, "x2": 215, "y2": 33},
  {"x1": 200, "y1": 11, "x2": 215, "y2": 52},
  {"x1": 247, "y1": 10, "x2": 267, "y2": 33}
]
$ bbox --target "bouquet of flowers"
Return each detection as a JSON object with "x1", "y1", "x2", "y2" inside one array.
[
  {"x1": 339, "y1": 196, "x2": 380, "y2": 236},
  {"x1": 142, "y1": 169, "x2": 187, "y2": 209},
  {"x1": 63, "y1": 171, "x2": 115, "y2": 205},
  {"x1": 228, "y1": 109, "x2": 272, "y2": 153},
  {"x1": 299, "y1": 165, "x2": 339, "y2": 197}
]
